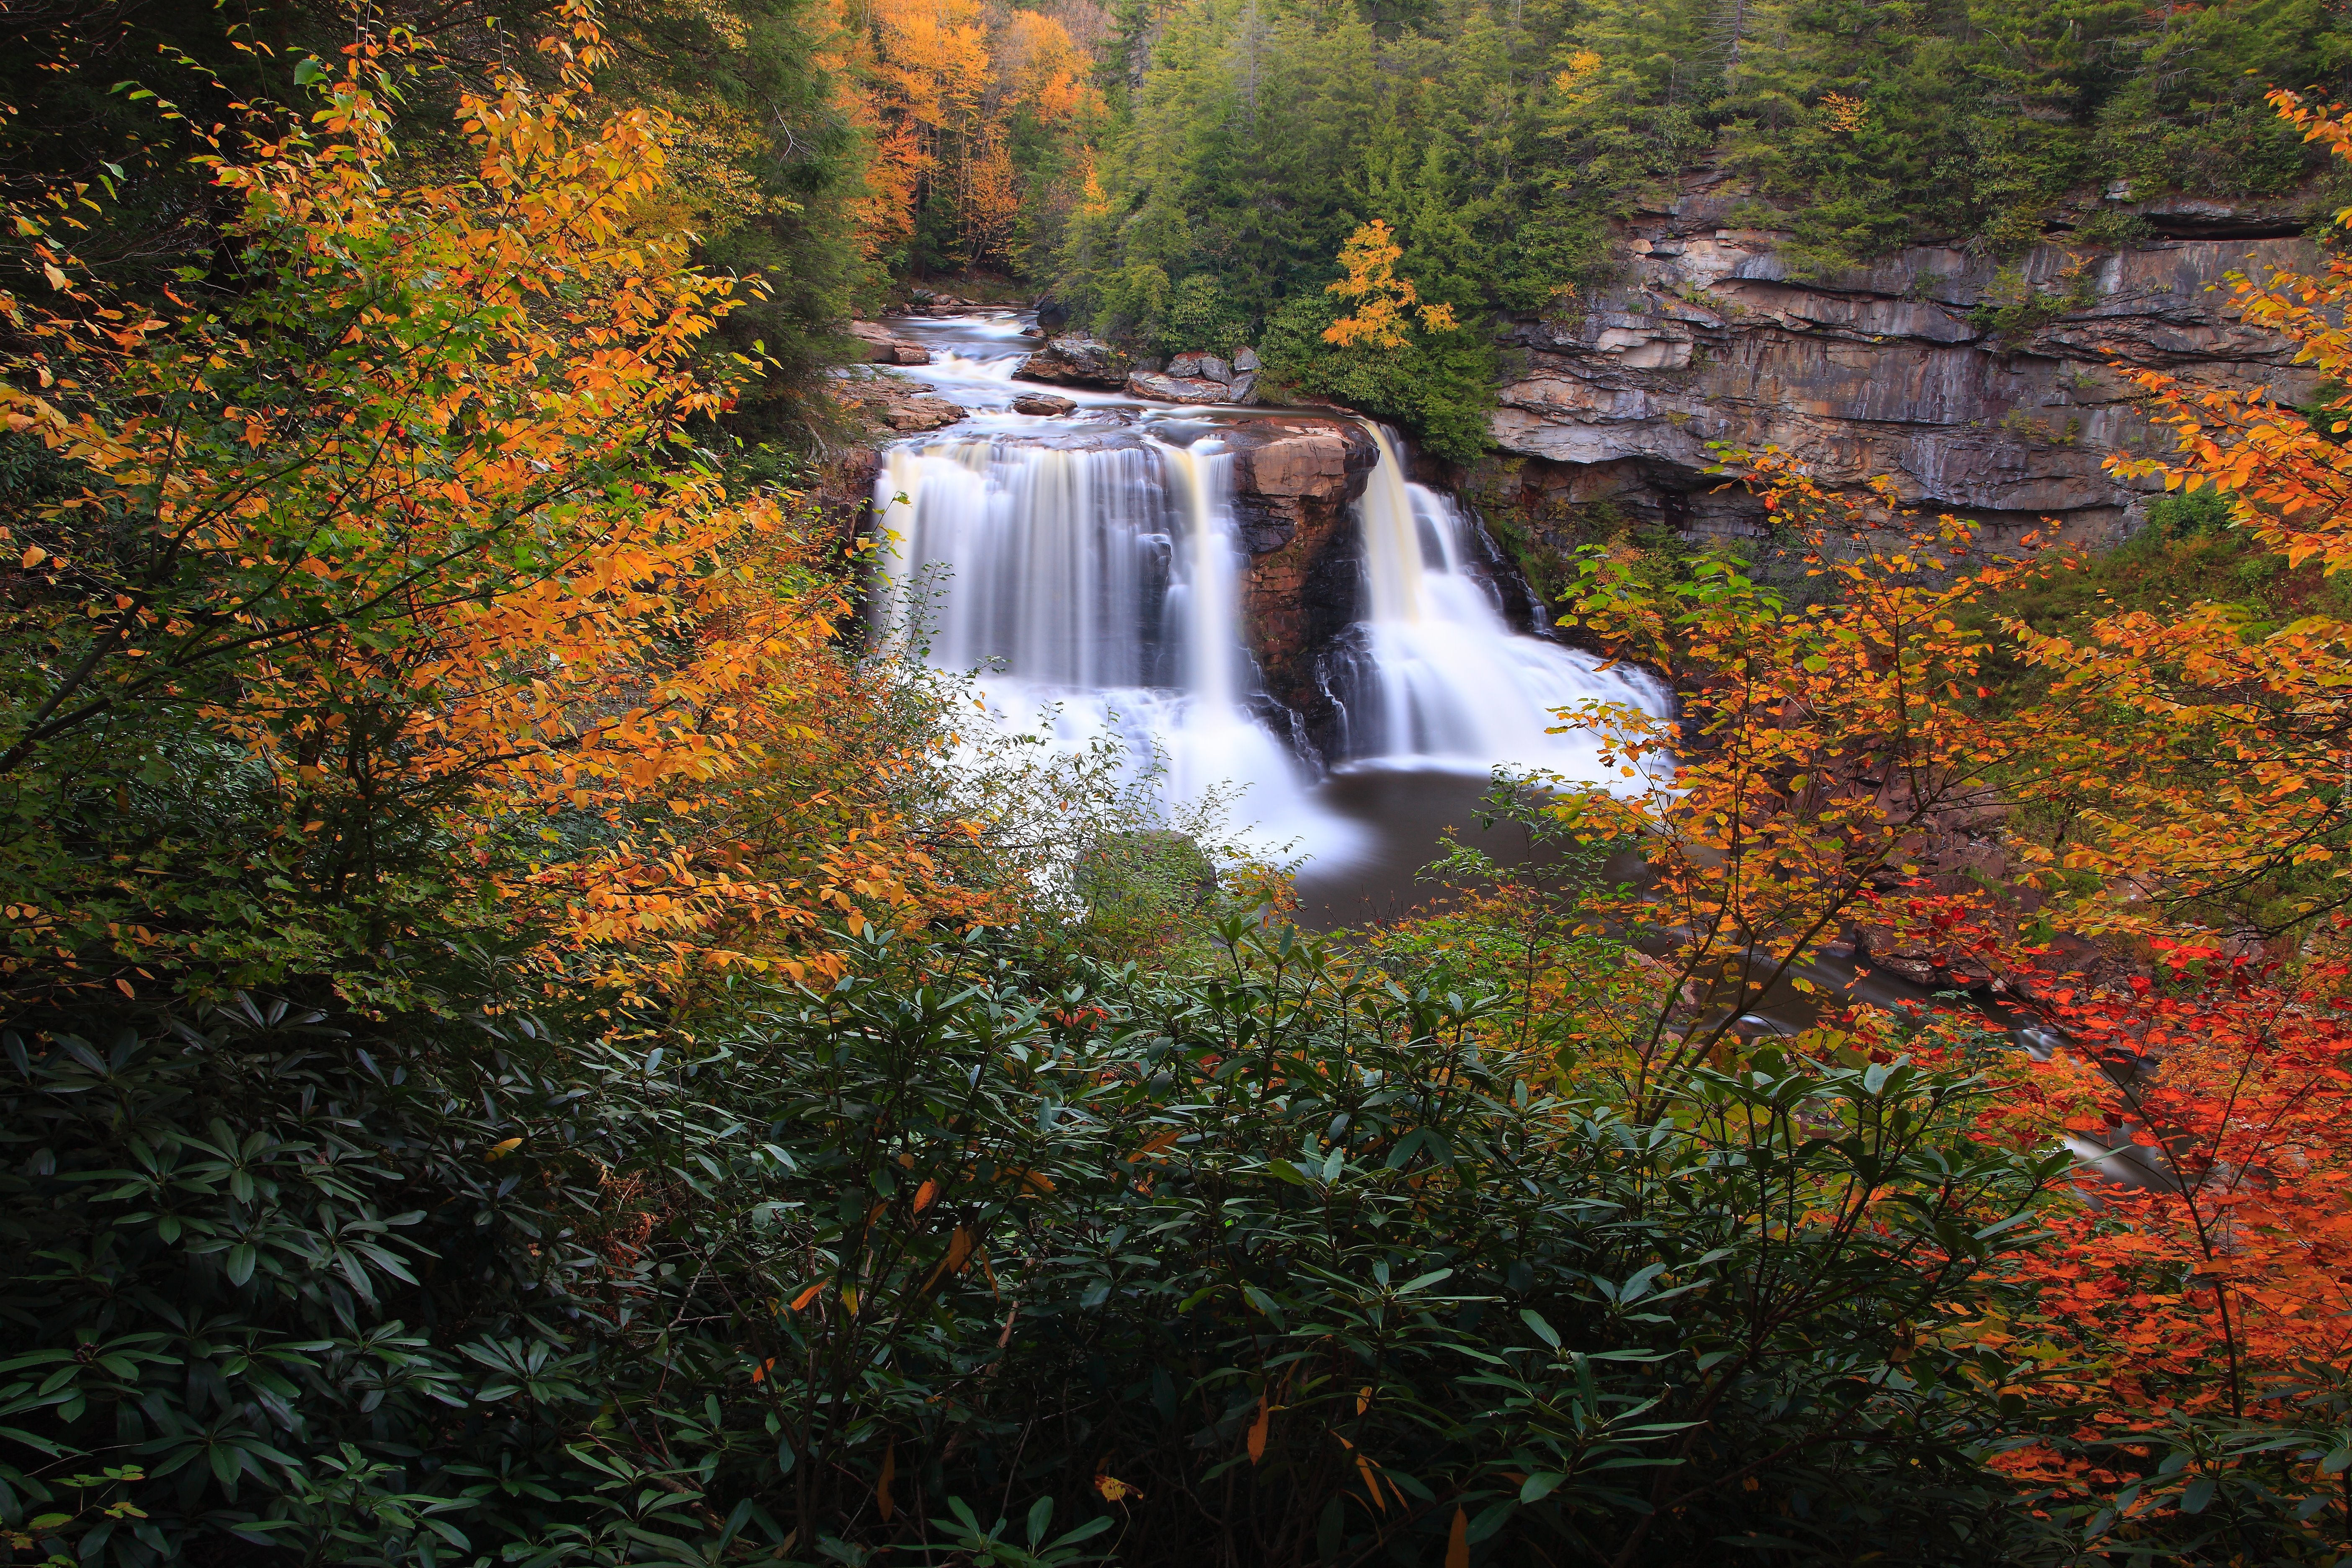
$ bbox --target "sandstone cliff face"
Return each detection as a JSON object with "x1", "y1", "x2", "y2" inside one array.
[
  {"x1": 1483, "y1": 178, "x2": 2325, "y2": 540},
  {"x1": 1221, "y1": 418, "x2": 1380, "y2": 749}
]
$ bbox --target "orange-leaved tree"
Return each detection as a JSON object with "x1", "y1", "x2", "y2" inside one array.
[
  {"x1": 1529, "y1": 471, "x2": 2087, "y2": 1120},
  {"x1": 1538, "y1": 431, "x2": 2352, "y2": 1120},
  {"x1": 1963, "y1": 934, "x2": 2352, "y2": 1553},
  {"x1": 1322, "y1": 218, "x2": 1459, "y2": 350},
  {"x1": 833, "y1": 0, "x2": 1099, "y2": 268},
  {"x1": 0, "y1": 4, "x2": 983, "y2": 1012},
  {"x1": 1941, "y1": 84, "x2": 2352, "y2": 1557}
]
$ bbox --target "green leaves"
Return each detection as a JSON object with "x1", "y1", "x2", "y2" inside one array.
[{"x1": 0, "y1": 897, "x2": 2068, "y2": 1566}]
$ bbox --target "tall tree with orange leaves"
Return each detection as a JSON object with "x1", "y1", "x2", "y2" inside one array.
[
  {"x1": 834, "y1": 0, "x2": 1099, "y2": 271},
  {"x1": 0, "y1": 2, "x2": 987, "y2": 1015}
]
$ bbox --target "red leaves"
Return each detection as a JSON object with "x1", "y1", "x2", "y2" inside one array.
[{"x1": 1986, "y1": 926, "x2": 2352, "y2": 1468}]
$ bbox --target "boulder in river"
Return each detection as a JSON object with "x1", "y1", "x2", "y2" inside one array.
[
  {"x1": 844, "y1": 320, "x2": 931, "y2": 365},
  {"x1": 1011, "y1": 392, "x2": 1078, "y2": 415},
  {"x1": 1126, "y1": 370, "x2": 1233, "y2": 403},
  {"x1": 1167, "y1": 351, "x2": 1232, "y2": 384},
  {"x1": 1018, "y1": 336, "x2": 1132, "y2": 387},
  {"x1": 884, "y1": 393, "x2": 966, "y2": 432}
]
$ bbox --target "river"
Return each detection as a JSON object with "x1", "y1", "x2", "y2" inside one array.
[{"x1": 863, "y1": 309, "x2": 1671, "y2": 929}]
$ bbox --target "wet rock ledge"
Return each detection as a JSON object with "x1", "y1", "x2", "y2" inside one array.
[{"x1": 1219, "y1": 419, "x2": 1380, "y2": 745}]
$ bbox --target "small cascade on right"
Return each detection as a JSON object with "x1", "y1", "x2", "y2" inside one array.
[{"x1": 1329, "y1": 425, "x2": 1671, "y2": 775}]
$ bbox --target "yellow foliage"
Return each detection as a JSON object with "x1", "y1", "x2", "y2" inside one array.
[
  {"x1": 0, "y1": 4, "x2": 999, "y2": 999},
  {"x1": 835, "y1": 0, "x2": 1100, "y2": 264},
  {"x1": 1321, "y1": 219, "x2": 1460, "y2": 351}
]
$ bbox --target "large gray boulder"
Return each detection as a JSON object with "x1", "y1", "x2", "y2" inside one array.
[
  {"x1": 1168, "y1": 351, "x2": 1233, "y2": 384},
  {"x1": 1126, "y1": 370, "x2": 1233, "y2": 403},
  {"x1": 1017, "y1": 336, "x2": 1132, "y2": 387}
]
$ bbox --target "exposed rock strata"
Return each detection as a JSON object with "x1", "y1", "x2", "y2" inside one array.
[
  {"x1": 1220, "y1": 418, "x2": 1381, "y2": 753},
  {"x1": 1483, "y1": 178, "x2": 2326, "y2": 542}
]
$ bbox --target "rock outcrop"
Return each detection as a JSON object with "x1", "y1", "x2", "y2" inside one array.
[
  {"x1": 881, "y1": 394, "x2": 966, "y2": 432},
  {"x1": 844, "y1": 320, "x2": 932, "y2": 366},
  {"x1": 1011, "y1": 392, "x2": 1078, "y2": 415},
  {"x1": 1482, "y1": 175, "x2": 2326, "y2": 542},
  {"x1": 1221, "y1": 418, "x2": 1381, "y2": 749},
  {"x1": 1017, "y1": 336, "x2": 1133, "y2": 388},
  {"x1": 1126, "y1": 370, "x2": 1234, "y2": 403},
  {"x1": 1169, "y1": 351, "x2": 1233, "y2": 383},
  {"x1": 1127, "y1": 349, "x2": 1263, "y2": 406},
  {"x1": 833, "y1": 368, "x2": 966, "y2": 433}
]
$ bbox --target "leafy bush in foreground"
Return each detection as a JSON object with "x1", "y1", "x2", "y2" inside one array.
[{"x1": 4, "y1": 919, "x2": 2065, "y2": 1566}]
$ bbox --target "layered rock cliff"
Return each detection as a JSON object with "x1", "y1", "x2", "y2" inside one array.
[
  {"x1": 1478, "y1": 176, "x2": 2327, "y2": 542},
  {"x1": 1221, "y1": 418, "x2": 1380, "y2": 748}
]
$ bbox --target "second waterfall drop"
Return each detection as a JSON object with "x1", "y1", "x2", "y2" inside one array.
[{"x1": 1328, "y1": 426, "x2": 1671, "y2": 774}]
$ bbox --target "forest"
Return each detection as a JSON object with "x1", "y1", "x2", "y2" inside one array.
[{"x1": 8, "y1": 0, "x2": 2352, "y2": 1564}]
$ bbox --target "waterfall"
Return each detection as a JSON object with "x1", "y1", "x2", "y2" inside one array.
[
  {"x1": 869, "y1": 408, "x2": 1669, "y2": 872},
  {"x1": 1326, "y1": 426, "x2": 1670, "y2": 774},
  {"x1": 870, "y1": 433, "x2": 1355, "y2": 856}
]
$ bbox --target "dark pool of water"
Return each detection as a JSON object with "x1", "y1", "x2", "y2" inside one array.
[{"x1": 1288, "y1": 766, "x2": 1565, "y2": 931}]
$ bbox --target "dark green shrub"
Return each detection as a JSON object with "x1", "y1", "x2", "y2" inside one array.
[
  {"x1": 1258, "y1": 294, "x2": 1496, "y2": 466},
  {"x1": 2, "y1": 918, "x2": 2067, "y2": 1565}
]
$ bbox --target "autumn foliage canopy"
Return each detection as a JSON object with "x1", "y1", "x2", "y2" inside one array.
[{"x1": 0, "y1": 5, "x2": 988, "y2": 1013}]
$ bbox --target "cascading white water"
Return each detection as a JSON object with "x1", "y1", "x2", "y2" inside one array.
[
  {"x1": 870, "y1": 433, "x2": 1356, "y2": 857},
  {"x1": 867, "y1": 321, "x2": 1670, "y2": 873},
  {"x1": 1329, "y1": 425, "x2": 1670, "y2": 773}
]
